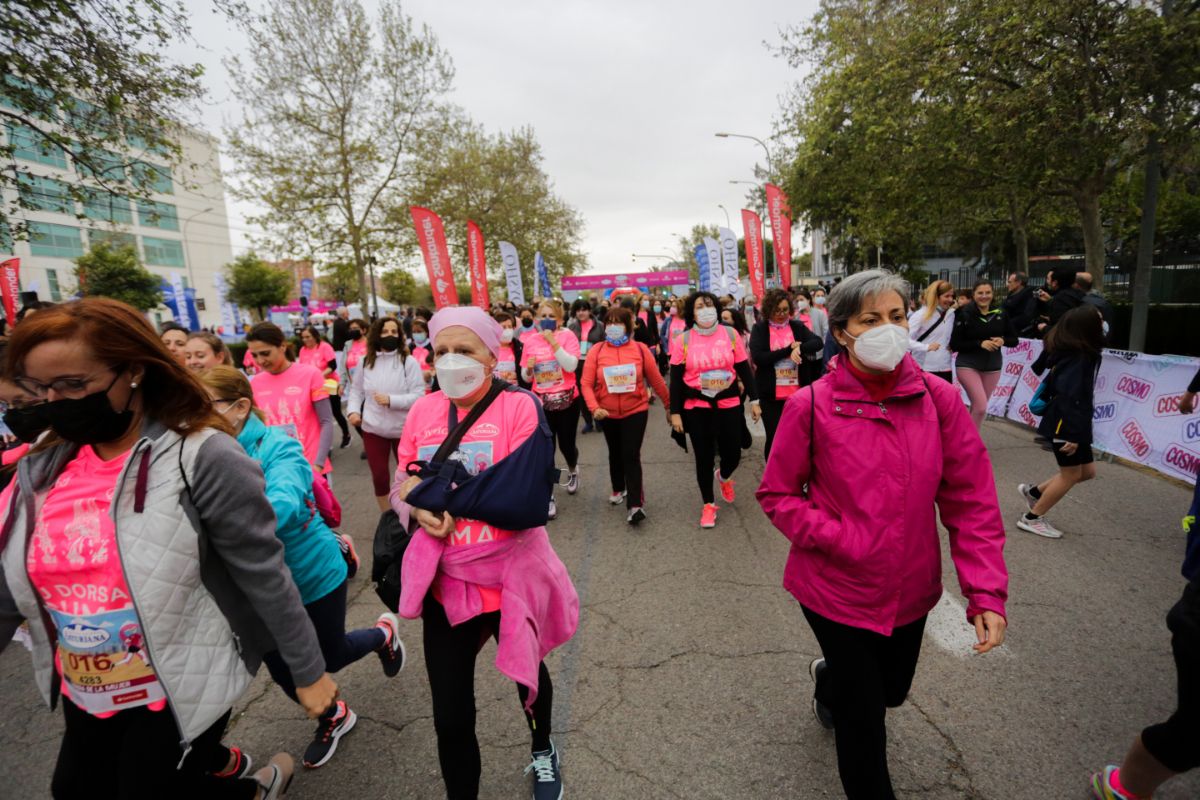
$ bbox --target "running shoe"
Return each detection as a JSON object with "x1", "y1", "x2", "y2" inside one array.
[
  {"x1": 375, "y1": 612, "x2": 406, "y2": 678},
  {"x1": 340, "y1": 431, "x2": 352, "y2": 448},
  {"x1": 1016, "y1": 514, "x2": 1063, "y2": 539},
  {"x1": 548, "y1": 497, "x2": 558, "y2": 520},
  {"x1": 700, "y1": 503, "x2": 718, "y2": 529},
  {"x1": 1090, "y1": 765, "x2": 1142, "y2": 799},
  {"x1": 213, "y1": 745, "x2": 253, "y2": 779},
  {"x1": 303, "y1": 700, "x2": 357, "y2": 769},
  {"x1": 336, "y1": 532, "x2": 359, "y2": 580},
  {"x1": 524, "y1": 740, "x2": 563, "y2": 800},
  {"x1": 627, "y1": 507, "x2": 646, "y2": 526},
  {"x1": 1017, "y1": 483, "x2": 1038, "y2": 511},
  {"x1": 565, "y1": 470, "x2": 579, "y2": 495},
  {"x1": 809, "y1": 658, "x2": 835, "y2": 730},
  {"x1": 715, "y1": 468, "x2": 736, "y2": 503},
  {"x1": 609, "y1": 490, "x2": 627, "y2": 505},
  {"x1": 254, "y1": 753, "x2": 294, "y2": 799},
  {"x1": 581, "y1": 421, "x2": 593, "y2": 434},
  {"x1": 360, "y1": 449, "x2": 368, "y2": 460}
]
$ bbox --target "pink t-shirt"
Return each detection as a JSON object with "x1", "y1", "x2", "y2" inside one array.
[
  {"x1": 24, "y1": 447, "x2": 168, "y2": 717},
  {"x1": 298, "y1": 341, "x2": 337, "y2": 384},
  {"x1": 666, "y1": 317, "x2": 687, "y2": 358},
  {"x1": 494, "y1": 344, "x2": 519, "y2": 385},
  {"x1": 670, "y1": 324, "x2": 748, "y2": 410},
  {"x1": 395, "y1": 389, "x2": 540, "y2": 613},
  {"x1": 521, "y1": 328, "x2": 581, "y2": 396},
  {"x1": 345, "y1": 339, "x2": 367, "y2": 372},
  {"x1": 242, "y1": 348, "x2": 258, "y2": 376},
  {"x1": 251, "y1": 362, "x2": 332, "y2": 473},
  {"x1": 577, "y1": 320, "x2": 595, "y2": 358},
  {"x1": 769, "y1": 323, "x2": 800, "y2": 400},
  {"x1": 411, "y1": 345, "x2": 433, "y2": 394}
]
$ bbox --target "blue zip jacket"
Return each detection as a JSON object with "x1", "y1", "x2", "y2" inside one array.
[{"x1": 236, "y1": 413, "x2": 346, "y2": 605}]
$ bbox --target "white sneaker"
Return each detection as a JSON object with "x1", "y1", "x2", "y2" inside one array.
[
  {"x1": 1016, "y1": 515, "x2": 1063, "y2": 539},
  {"x1": 609, "y1": 490, "x2": 627, "y2": 505},
  {"x1": 548, "y1": 497, "x2": 557, "y2": 520},
  {"x1": 565, "y1": 470, "x2": 579, "y2": 495},
  {"x1": 1017, "y1": 483, "x2": 1038, "y2": 511}
]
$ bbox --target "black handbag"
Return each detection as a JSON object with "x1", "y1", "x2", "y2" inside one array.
[{"x1": 371, "y1": 509, "x2": 411, "y2": 613}]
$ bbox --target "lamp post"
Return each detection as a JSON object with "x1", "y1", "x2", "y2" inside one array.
[
  {"x1": 365, "y1": 255, "x2": 379, "y2": 320},
  {"x1": 715, "y1": 132, "x2": 774, "y2": 176},
  {"x1": 717, "y1": 204, "x2": 731, "y2": 228},
  {"x1": 180, "y1": 206, "x2": 213, "y2": 292}
]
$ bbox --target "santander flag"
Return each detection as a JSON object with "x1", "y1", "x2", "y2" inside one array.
[
  {"x1": 410, "y1": 207, "x2": 459, "y2": 309},
  {"x1": 466, "y1": 221, "x2": 490, "y2": 310},
  {"x1": 0, "y1": 258, "x2": 19, "y2": 324},
  {"x1": 741, "y1": 210, "x2": 766, "y2": 301},
  {"x1": 765, "y1": 184, "x2": 793, "y2": 287}
]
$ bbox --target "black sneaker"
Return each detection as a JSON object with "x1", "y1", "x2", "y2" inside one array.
[
  {"x1": 524, "y1": 739, "x2": 563, "y2": 800},
  {"x1": 303, "y1": 700, "x2": 357, "y2": 768},
  {"x1": 809, "y1": 658, "x2": 834, "y2": 730},
  {"x1": 375, "y1": 612, "x2": 406, "y2": 678},
  {"x1": 627, "y1": 507, "x2": 646, "y2": 526},
  {"x1": 340, "y1": 431, "x2": 352, "y2": 449}
]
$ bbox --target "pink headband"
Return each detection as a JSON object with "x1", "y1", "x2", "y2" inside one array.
[{"x1": 428, "y1": 306, "x2": 502, "y2": 357}]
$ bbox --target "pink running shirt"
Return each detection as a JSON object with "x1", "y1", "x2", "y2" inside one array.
[
  {"x1": 24, "y1": 447, "x2": 168, "y2": 717},
  {"x1": 670, "y1": 325, "x2": 747, "y2": 410},
  {"x1": 251, "y1": 362, "x2": 332, "y2": 473},
  {"x1": 395, "y1": 388, "x2": 540, "y2": 612},
  {"x1": 769, "y1": 323, "x2": 801, "y2": 399},
  {"x1": 521, "y1": 329, "x2": 580, "y2": 396},
  {"x1": 298, "y1": 341, "x2": 338, "y2": 384}
]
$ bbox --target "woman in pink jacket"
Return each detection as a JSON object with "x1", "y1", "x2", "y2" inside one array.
[
  {"x1": 756, "y1": 269, "x2": 1008, "y2": 800},
  {"x1": 391, "y1": 306, "x2": 578, "y2": 800}
]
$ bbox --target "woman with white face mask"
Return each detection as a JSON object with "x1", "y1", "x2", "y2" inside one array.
[
  {"x1": 668, "y1": 291, "x2": 760, "y2": 529},
  {"x1": 756, "y1": 269, "x2": 1009, "y2": 800},
  {"x1": 390, "y1": 306, "x2": 578, "y2": 800}
]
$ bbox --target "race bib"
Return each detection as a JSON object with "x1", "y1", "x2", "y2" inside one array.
[
  {"x1": 699, "y1": 369, "x2": 733, "y2": 398},
  {"x1": 603, "y1": 363, "x2": 638, "y2": 394},
  {"x1": 494, "y1": 360, "x2": 518, "y2": 384},
  {"x1": 51, "y1": 607, "x2": 166, "y2": 715},
  {"x1": 533, "y1": 359, "x2": 564, "y2": 390},
  {"x1": 775, "y1": 359, "x2": 799, "y2": 387}
]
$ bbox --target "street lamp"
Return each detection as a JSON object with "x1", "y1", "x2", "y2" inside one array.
[
  {"x1": 180, "y1": 206, "x2": 213, "y2": 319},
  {"x1": 717, "y1": 204, "x2": 731, "y2": 228},
  {"x1": 715, "y1": 132, "x2": 774, "y2": 176},
  {"x1": 729, "y1": 180, "x2": 758, "y2": 187}
]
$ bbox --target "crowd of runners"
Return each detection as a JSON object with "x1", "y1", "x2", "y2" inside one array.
[{"x1": 0, "y1": 268, "x2": 1195, "y2": 799}]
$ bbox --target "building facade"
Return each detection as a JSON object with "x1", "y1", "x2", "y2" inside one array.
[{"x1": 1, "y1": 109, "x2": 236, "y2": 330}]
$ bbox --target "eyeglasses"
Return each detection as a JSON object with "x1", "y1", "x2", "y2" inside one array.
[{"x1": 13, "y1": 368, "x2": 120, "y2": 400}]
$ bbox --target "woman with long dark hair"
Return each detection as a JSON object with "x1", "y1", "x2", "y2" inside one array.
[
  {"x1": 749, "y1": 288, "x2": 823, "y2": 460},
  {"x1": 1016, "y1": 305, "x2": 1105, "y2": 539},
  {"x1": 0, "y1": 298, "x2": 334, "y2": 798}
]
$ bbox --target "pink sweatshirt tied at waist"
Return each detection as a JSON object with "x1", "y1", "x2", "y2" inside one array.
[{"x1": 399, "y1": 526, "x2": 579, "y2": 710}]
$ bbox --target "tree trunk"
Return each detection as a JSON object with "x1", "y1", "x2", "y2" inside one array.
[
  {"x1": 1009, "y1": 197, "x2": 1029, "y2": 275},
  {"x1": 350, "y1": 226, "x2": 370, "y2": 318},
  {"x1": 1074, "y1": 185, "x2": 1106, "y2": 287}
]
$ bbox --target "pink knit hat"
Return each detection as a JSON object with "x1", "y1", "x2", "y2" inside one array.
[{"x1": 427, "y1": 306, "x2": 502, "y2": 357}]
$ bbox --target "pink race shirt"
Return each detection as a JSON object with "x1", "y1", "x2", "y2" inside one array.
[
  {"x1": 411, "y1": 345, "x2": 433, "y2": 394},
  {"x1": 25, "y1": 447, "x2": 168, "y2": 717},
  {"x1": 577, "y1": 320, "x2": 595, "y2": 358},
  {"x1": 494, "y1": 344, "x2": 519, "y2": 385},
  {"x1": 298, "y1": 341, "x2": 337, "y2": 384},
  {"x1": 666, "y1": 317, "x2": 687, "y2": 359},
  {"x1": 670, "y1": 325, "x2": 747, "y2": 410},
  {"x1": 251, "y1": 362, "x2": 331, "y2": 472},
  {"x1": 395, "y1": 389, "x2": 540, "y2": 612},
  {"x1": 521, "y1": 329, "x2": 580, "y2": 396},
  {"x1": 770, "y1": 323, "x2": 800, "y2": 399},
  {"x1": 345, "y1": 339, "x2": 367, "y2": 372}
]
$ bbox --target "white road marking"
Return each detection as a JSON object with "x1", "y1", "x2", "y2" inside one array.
[{"x1": 925, "y1": 592, "x2": 1012, "y2": 658}]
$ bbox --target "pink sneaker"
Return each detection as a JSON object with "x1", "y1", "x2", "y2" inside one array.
[
  {"x1": 1090, "y1": 766, "x2": 1145, "y2": 799},
  {"x1": 715, "y1": 469, "x2": 735, "y2": 503},
  {"x1": 700, "y1": 503, "x2": 718, "y2": 528}
]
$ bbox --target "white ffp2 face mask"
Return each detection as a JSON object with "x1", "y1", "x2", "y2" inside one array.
[
  {"x1": 435, "y1": 353, "x2": 488, "y2": 399},
  {"x1": 695, "y1": 307, "x2": 719, "y2": 328},
  {"x1": 845, "y1": 323, "x2": 909, "y2": 372}
]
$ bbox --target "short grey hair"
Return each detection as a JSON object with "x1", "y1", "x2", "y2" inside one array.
[{"x1": 825, "y1": 269, "x2": 911, "y2": 332}]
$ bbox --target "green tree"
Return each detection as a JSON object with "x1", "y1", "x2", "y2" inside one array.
[
  {"x1": 0, "y1": 0, "x2": 212, "y2": 238},
  {"x1": 317, "y1": 260, "x2": 361, "y2": 305},
  {"x1": 379, "y1": 268, "x2": 424, "y2": 306},
  {"x1": 73, "y1": 241, "x2": 161, "y2": 310},
  {"x1": 401, "y1": 124, "x2": 588, "y2": 292},
  {"x1": 225, "y1": 0, "x2": 454, "y2": 309},
  {"x1": 224, "y1": 252, "x2": 292, "y2": 320}
]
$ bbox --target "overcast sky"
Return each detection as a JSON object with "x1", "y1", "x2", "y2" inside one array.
[{"x1": 180, "y1": 0, "x2": 818, "y2": 277}]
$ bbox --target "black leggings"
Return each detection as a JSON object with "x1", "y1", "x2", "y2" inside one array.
[
  {"x1": 683, "y1": 405, "x2": 743, "y2": 504},
  {"x1": 601, "y1": 411, "x2": 648, "y2": 508},
  {"x1": 52, "y1": 701, "x2": 256, "y2": 799},
  {"x1": 1141, "y1": 580, "x2": 1200, "y2": 772},
  {"x1": 760, "y1": 398, "x2": 786, "y2": 461},
  {"x1": 330, "y1": 394, "x2": 350, "y2": 438},
  {"x1": 544, "y1": 396, "x2": 580, "y2": 471},
  {"x1": 802, "y1": 605, "x2": 927, "y2": 800},
  {"x1": 422, "y1": 597, "x2": 553, "y2": 800}
]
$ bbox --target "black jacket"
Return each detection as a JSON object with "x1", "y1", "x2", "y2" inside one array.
[
  {"x1": 1036, "y1": 352, "x2": 1099, "y2": 446},
  {"x1": 1045, "y1": 286, "x2": 1086, "y2": 328},
  {"x1": 748, "y1": 319, "x2": 824, "y2": 400},
  {"x1": 949, "y1": 304, "x2": 1017, "y2": 370},
  {"x1": 331, "y1": 317, "x2": 351, "y2": 352},
  {"x1": 1002, "y1": 287, "x2": 1038, "y2": 337}
]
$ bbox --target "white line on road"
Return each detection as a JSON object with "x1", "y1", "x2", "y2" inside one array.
[{"x1": 926, "y1": 592, "x2": 1013, "y2": 658}]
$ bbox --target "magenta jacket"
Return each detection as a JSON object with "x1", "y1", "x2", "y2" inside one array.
[
  {"x1": 399, "y1": 527, "x2": 579, "y2": 710},
  {"x1": 756, "y1": 354, "x2": 1008, "y2": 635}
]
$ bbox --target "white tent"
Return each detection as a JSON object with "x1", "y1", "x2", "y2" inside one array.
[{"x1": 347, "y1": 297, "x2": 402, "y2": 318}]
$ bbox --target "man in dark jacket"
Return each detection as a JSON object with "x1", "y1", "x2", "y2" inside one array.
[
  {"x1": 1036, "y1": 268, "x2": 1086, "y2": 335},
  {"x1": 331, "y1": 306, "x2": 351, "y2": 352},
  {"x1": 1002, "y1": 272, "x2": 1038, "y2": 337},
  {"x1": 1076, "y1": 272, "x2": 1114, "y2": 330}
]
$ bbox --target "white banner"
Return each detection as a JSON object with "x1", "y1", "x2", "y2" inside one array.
[
  {"x1": 717, "y1": 227, "x2": 742, "y2": 299},
  {"x1": 987, "y1": 339, "x2": 1199, "y2": 486},
  {"x1": 212, "y1": 273, "x2": 238, "y2": 336},
  {"x1": 498, "y1": 241, "x2": 525, "y2": 306},
  {"x1": 170, "y1": 271, "x2": 191, "y2": 329},
  {"x1": 703, "y1": 237, "x2": 722, "y2": 296}
]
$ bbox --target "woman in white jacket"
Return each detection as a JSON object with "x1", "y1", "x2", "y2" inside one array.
[
  {"x1": 346, "y1": 317, "x2": 425, "y2": 511},
  {"x1": 907, "y1": 280, "x2": 957, "y2": 382}
]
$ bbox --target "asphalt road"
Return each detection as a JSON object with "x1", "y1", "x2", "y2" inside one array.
[{"x1": 1, "y1": 410, "x2": 1197, "y2": 799}]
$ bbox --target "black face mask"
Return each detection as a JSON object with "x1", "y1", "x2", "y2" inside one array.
[
  {"x1": 521, "y1": 319, "x2": 534, "y2": 329},
  {"x1": 33, "y1": 372, "x2": 136, "y2": 445},
  {"x1": 379, "y1": 336, "x2": 401, "y2": 352},
  {"x1": 2, "y1": 405, "x2": 49, "y2": 443},
  {"x1": 349, "y1": 329, "x2": 363, "y2": 341}
]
